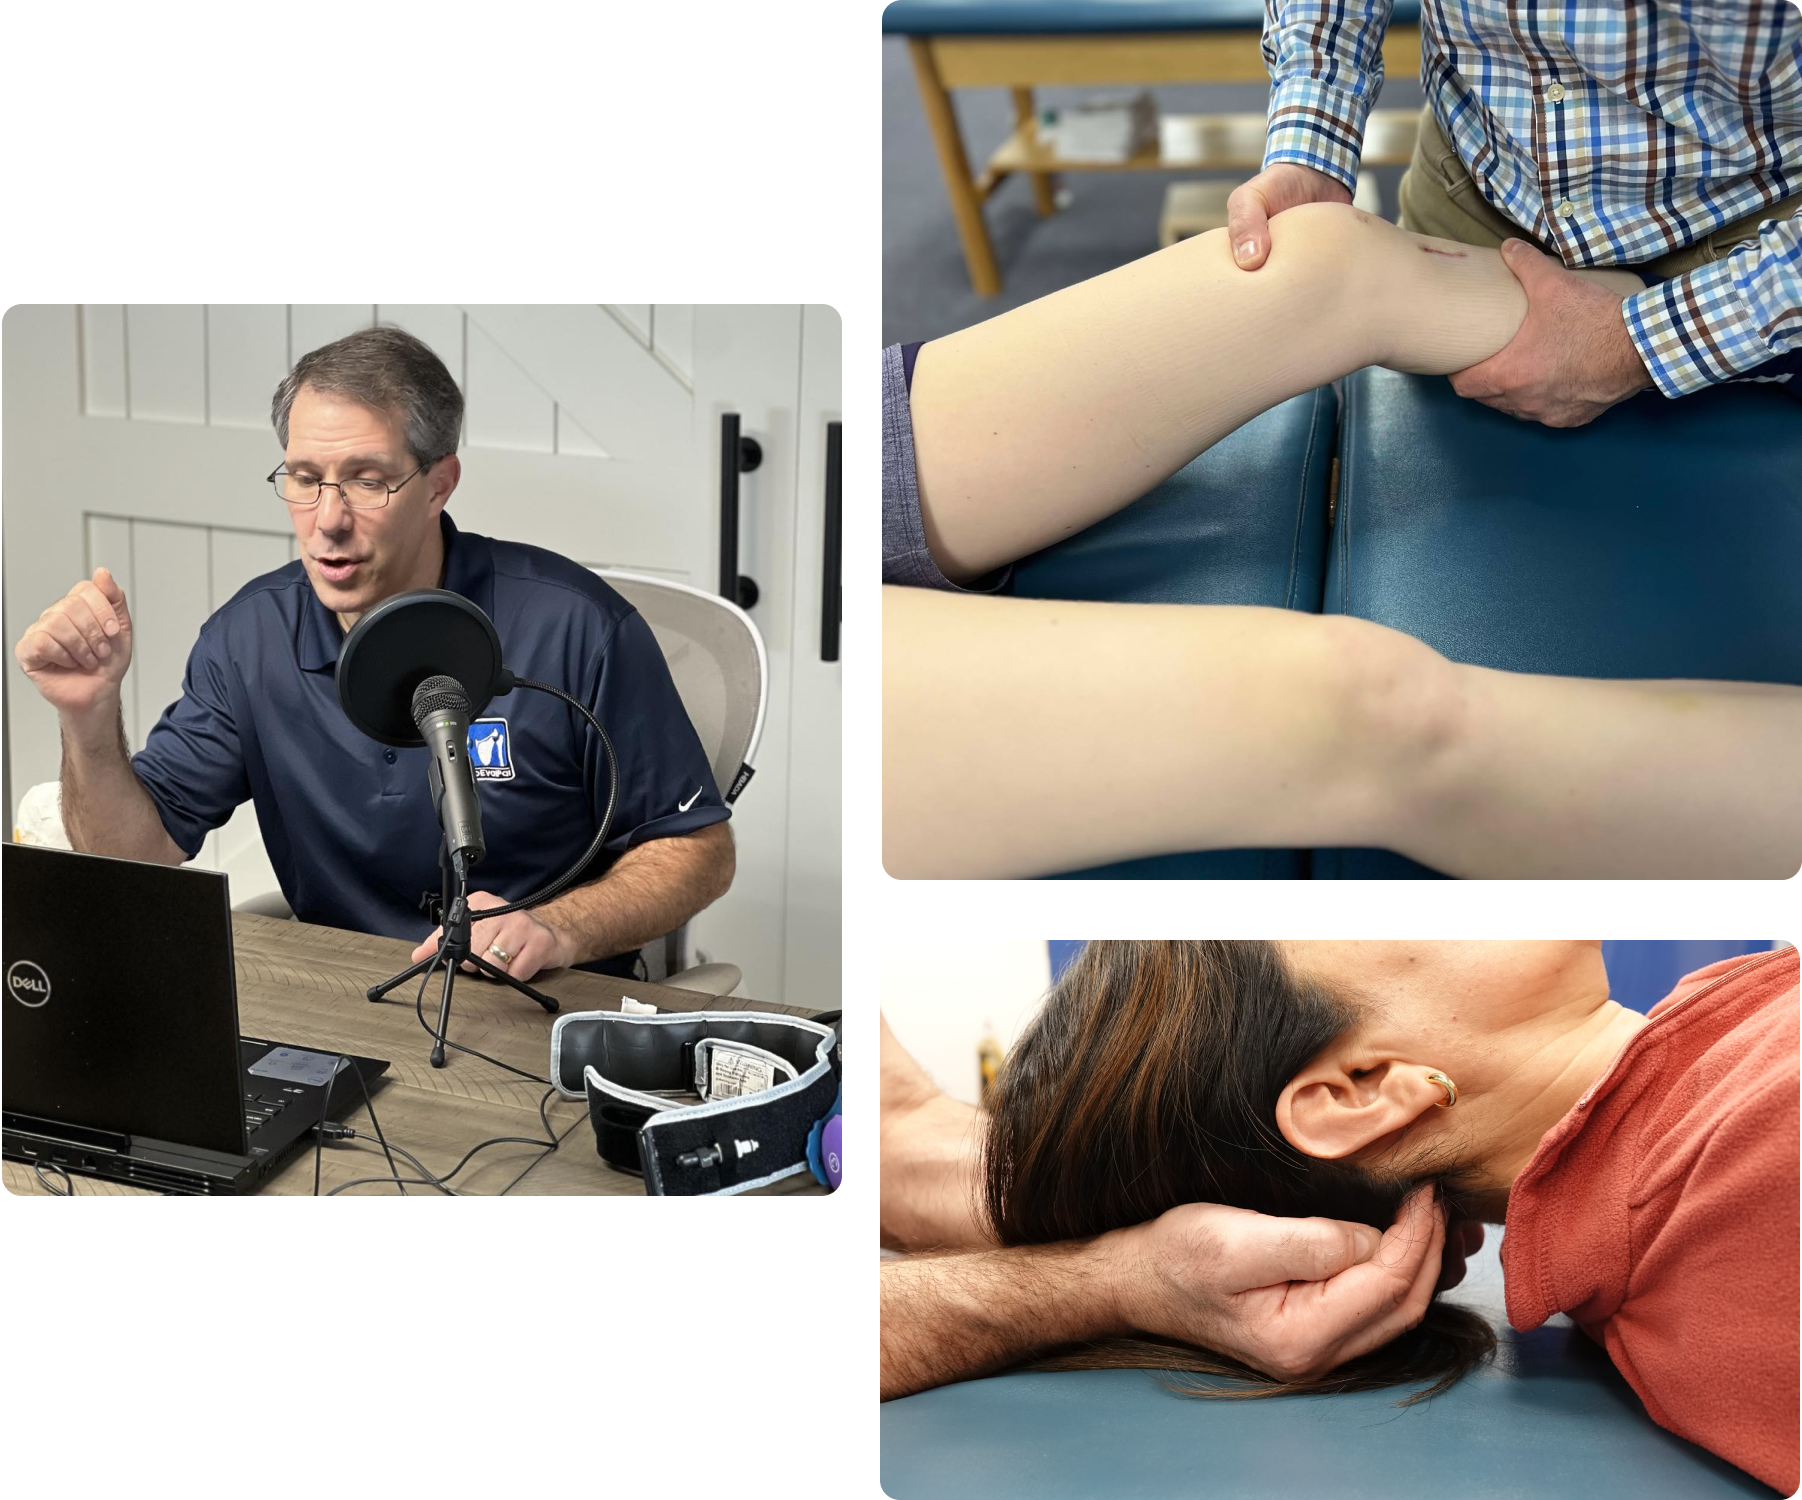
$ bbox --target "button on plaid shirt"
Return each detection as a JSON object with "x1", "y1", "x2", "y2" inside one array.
[{"x1": 1260, "y1": 1, "x2": 1802, "y2": 397}]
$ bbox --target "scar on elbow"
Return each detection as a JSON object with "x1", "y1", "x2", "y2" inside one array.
[{"x1": 1418, "y1": 245, "x2": 1470, "y2": 258}]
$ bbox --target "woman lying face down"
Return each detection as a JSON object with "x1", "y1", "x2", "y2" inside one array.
[{"x1": 980, "y1": 944, "x2": 1643, "y2": 1413}]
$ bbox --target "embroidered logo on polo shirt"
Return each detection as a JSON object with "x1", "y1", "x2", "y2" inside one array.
[{"x1": 468, "y1": 718, "x2": 515, "y2": 782}]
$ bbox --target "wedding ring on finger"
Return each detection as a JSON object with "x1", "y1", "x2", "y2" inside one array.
[{"x1": 488, "y1": 943, "x2": 513, "y2": 965}]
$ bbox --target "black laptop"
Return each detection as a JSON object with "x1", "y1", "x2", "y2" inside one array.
[{"x1": 3, "y1": 843, "x2": 388, "y2": 1195}]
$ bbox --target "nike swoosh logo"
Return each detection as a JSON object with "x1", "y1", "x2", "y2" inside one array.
[{"x1": 679, "y1": 789, "x2": 702, "y2": 812}]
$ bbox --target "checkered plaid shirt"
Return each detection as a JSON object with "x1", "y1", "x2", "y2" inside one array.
[{"x1": 1260, "y1": 1, "x2": 1802, "y2": 396}]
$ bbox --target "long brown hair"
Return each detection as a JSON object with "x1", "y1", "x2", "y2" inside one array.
[{"x1": 981, "y1": 940, "x2": 1494, "y2": 1403}]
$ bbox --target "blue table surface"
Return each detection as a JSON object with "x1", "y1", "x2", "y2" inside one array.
[{"x1": 887, "y1": 1169, "x2": 1789, "y2": 1493}]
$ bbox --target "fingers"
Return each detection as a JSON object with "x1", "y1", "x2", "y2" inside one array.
[
  {"x1": 1232, "y1": 1204, "x2": 1383, "y2": 1290},
  {"x1": 1449, "y1": 360, "x2": 1502, "y2": 400},
  {"x1": 1386, "y1": 1191, "x2": 1448, "y2": 1328},
  {"x1": 93, "y1": 566, "x2": 129, "y2": 615},
  {"x1": 1322, "y1": 1188, "x2": 1446, "y2": 1368},
  {"x1": 1225, "y1": 165, "x2": 1350, "y2": 269},
  {"x1": 75, "y1": 580, "x2": 124, "y2": 637},
  {"x1": 1226, "y1": 185, "x2": 1273, "y2": 270},
  {"x1": 418, "y1": 922, "x2": 482, "y2": 974},
  {"x1": 17, "y1": 575, "x2": 131, "y2": 679},
  {"x1": 1372, "y1": 1183, "x2": 1441, "y2": 1271},
  {"x1": 62, "y1": 591, "x2": 117, "y2": 663},
  {"x1": 419, "y1": 897, "x2": 526, "y2": 980},
  {"x1": 37, "y1": 611, "x2": 106, "y2": 672}
]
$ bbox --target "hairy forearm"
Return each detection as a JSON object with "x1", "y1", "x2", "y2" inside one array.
[
  {"x1": 534, "y1": 823, "x2": 735, "y2": 964},
  {"x1": 910, "y1": 204, "x2": 1541, "y2": 578},
  {"x1": 881, "y1": 1242, "x2": 1123, "y2": 1400},
  {"x1": 59, "y1": 702, "x2": 185, "y2": 864}
]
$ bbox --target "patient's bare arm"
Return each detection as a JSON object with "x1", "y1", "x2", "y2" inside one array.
[
  {"x1": 884, "y1": 594, "x2": 1416, "y2": 876},
  {"x1": 1417, "y1": 669, "x2": 1802, "y2": 878},
  {"x1": 881, "y1": 1015, "x2": 989, "y2": 1252},
  {"x1": 908, "y1": 204, "x2": 1641, "y2": 581},
  {"x1": 885, "y1": 205, "x2": 1797, "y2": 879}
]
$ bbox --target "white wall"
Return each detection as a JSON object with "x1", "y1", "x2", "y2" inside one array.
[{"x1": 881, "y1": 940, "x2": 1053, "y2": 1106}]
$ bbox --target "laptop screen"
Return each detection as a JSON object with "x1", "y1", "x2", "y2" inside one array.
[{"x1": 3, "y1": 844, "x2": 247, "y2": 1156}]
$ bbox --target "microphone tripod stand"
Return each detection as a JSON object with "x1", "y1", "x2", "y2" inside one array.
[{"x1": 365, "y1": 839, "x2": 559, "y2": 1068}]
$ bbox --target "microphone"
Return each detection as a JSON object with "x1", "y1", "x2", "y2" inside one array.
[
  {"x1": 412, "y1": 675, "x2": 485, "y2": 871},
  {"x1": 337, "y1": 589, "x2": 506, "y2": 883}
]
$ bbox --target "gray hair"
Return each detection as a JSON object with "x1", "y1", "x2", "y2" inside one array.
[{"x1": 271, "y1": 325, "x2": 463, "y2": 466}]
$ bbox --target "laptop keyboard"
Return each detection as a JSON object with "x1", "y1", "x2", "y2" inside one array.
[{"x1": 242, "y1": 1093, "x2": 291, "y2": 1137}]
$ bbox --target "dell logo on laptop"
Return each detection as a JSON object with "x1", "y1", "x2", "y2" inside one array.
[{"x1": 7, "y1": 960, "x2": 51, "y2": 1008}]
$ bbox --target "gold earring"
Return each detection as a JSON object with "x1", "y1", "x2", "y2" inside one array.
[{"x1": 1425, "y1": 1069, "x2": 1458, "y2": 1108}]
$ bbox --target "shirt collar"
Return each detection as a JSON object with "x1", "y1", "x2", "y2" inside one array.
[
  {"x1": 296, "y1": 513, "x2": 491, "y2": 672},
  {"x1": 1500, "y1": 947, "x2": 1794, "y2": 1333}
]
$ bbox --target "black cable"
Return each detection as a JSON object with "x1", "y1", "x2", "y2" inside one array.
[
  {"x1": 444, "y1": 675, "x2": 619, "y2": 923},
  {"x1": 309, "y1": 908, "x2": 573, "y2": 1204},
  {"x1": 33, "y1": 1161, "x2": 74, "y2": 1196},
  {"x1": 28, "y1": 1037, "x2": 559, "y2": 1205},
  {"x1": 308, "y1": 1023, "x2": 415, "y2": 1197},
  {"x1": 328, "y1": 675, "x2": 618, "y2": 1190},
  {"x1": 334, "y1": 1086, "x2": 568, "y2": 1195}
]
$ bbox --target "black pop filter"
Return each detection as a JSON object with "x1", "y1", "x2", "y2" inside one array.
[{"x1": 336, "y1": 589, "x2": 507, "y2": 747}]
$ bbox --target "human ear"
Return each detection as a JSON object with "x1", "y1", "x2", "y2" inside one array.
[
  {"x1": 428, "y1": 455, "x2": 461, "y2": 515},
  {"x1": 1276, "y1": 1055, "x2": 1448, "y2": 1162}
]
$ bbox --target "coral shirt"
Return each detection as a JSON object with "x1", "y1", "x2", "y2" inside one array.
[{"x1": 1503, "y1": 948, "x2": 1800, "y2": 1494}]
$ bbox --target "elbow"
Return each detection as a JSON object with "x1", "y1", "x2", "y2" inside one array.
[
  {"x1": 1318, "y1": 615, "x2": 1471, "y2": 831},
  {"x1": 706, "y1": 824, "x2": 737, "y2": 906}
]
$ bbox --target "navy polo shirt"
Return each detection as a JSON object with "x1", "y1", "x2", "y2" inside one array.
[{"x1": 131, "y1": 514, "x2": 730, "y2": 973}]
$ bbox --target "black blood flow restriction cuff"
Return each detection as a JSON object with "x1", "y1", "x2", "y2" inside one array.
[{"x1": 549, "y1": 1009, "x2": 841, "y2": 1196}]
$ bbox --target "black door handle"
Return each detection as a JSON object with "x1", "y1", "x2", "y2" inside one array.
[
  {"x1": 719, "y1": 413, "x2": 761, "y2": 611},
  {"x1": 822, "y1": 420, "x2": 841, "y2": 662}
]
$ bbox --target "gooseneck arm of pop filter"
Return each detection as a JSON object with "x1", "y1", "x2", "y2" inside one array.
[{"x1": 337, "y1": 590, "x2": 621, "y2": 1068}]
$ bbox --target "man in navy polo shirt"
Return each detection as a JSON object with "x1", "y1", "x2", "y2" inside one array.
[{"x1": 13, "y1": 326, "x2": 734, "y2": 982}]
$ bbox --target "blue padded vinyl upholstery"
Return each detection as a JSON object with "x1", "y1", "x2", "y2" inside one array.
[
  {"x1": 1008, "y1": 386, "x2": 1338, "y2": 879},
  {"x1": 881, "y1": 1328, "x2": 1780, "y2": 1499},
  {"x1": 881, "y1": 1138, "x2": 1783, "y2": 1494},
  {"x1": 883, "y1": 1, "x2": 1421, "y2": 34},
  {"x1": 1316, "y1": 367, "x2": 1802, "y2": 880}
]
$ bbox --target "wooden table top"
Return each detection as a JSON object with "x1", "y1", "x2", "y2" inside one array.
[{"x1": 3, "y1": 912, "x2": 825, "y2": 1198}]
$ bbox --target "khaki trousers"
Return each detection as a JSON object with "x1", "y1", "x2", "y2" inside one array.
[{"x1": 1396, "y1": 105, "x2": 1802, "y2": 275}]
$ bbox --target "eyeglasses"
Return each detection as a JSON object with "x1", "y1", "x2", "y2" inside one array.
[{"x1": 267, "y1": 461, "x2": 429, "y2": 509}]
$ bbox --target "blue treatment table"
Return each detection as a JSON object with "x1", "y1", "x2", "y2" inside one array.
[
  {"x1": 883, "y1": 0, "x2": 1424, "y2": 294},
  {"x1": 1010, "y1": 386, "x2": 1338, "y2": 879},
  {"x1": 1315, "y1": 368, "x2": 1802, "y2": 879},
  {"x1": 1000, "y1": 368, "x2": 1802, "y2": 879},
  {"x1": 881, "y1": 1325, "x2": 1781, "y2": 1498}
]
